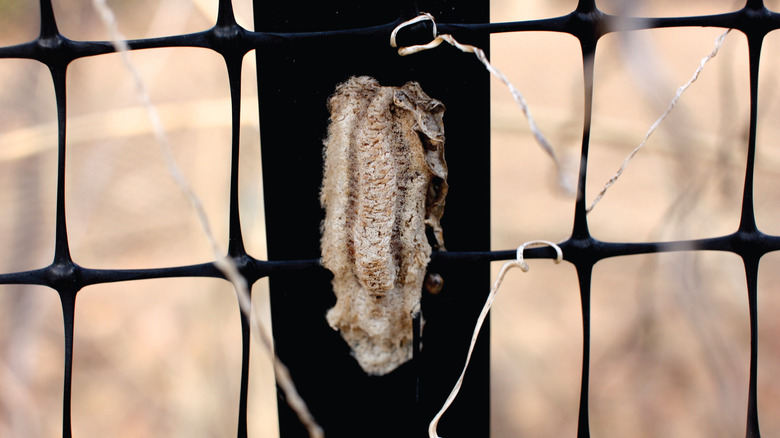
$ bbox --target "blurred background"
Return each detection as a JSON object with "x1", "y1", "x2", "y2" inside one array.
[{"x1": 1, "y1": 0, "x2": 779, "y2": 437}]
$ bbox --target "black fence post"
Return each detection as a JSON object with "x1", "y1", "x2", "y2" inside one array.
[{"x1": 254, "y1": 1, "x2": 491, "y2": 437}]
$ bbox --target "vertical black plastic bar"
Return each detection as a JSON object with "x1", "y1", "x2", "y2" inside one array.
[
  {"x1": 49, "y1": 60, "x2": 74, "y2": 438},
  {"x1": 567, "y1": 3, "x2": 603, "y2": 436},
  {"x1": 37, "y1": 1, "x2": 79, "y2": 437},
  {"x1": 574, "y1": 264, "x2": 592, "y2": 438},
  {"x1": 574, "y1": 41, "x2": 597, "y2": 438},
  {"x1": 741, "y1": 12, "x2": 765, "y2": 437},
  {"x1": 211, "y1": 2, "x2": 253, "y2": 436},
  {"x1": 743, "y1": 255, "x2": 760, "y2": 438},
  {"x1": 254, "y1": 1, "x2": 490, "y2": 437},
  {"x1": 225, "y1": 51, "x2": 252, "y2": 438}
]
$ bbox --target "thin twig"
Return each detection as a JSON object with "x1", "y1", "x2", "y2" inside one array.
[
  {"x1": 90, "y1": 1, "x2": 323, "y2": 436},
  {"x1": 587, "y1": 29, "x2": 731, "y2": 213},
  {"x1": 392, "y1": 14, "x2": 573, "y2": 194}
]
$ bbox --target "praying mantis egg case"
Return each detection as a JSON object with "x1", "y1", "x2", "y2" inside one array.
[{"x1": 320, "y1": 76, "x2": 448, "y2": 375}]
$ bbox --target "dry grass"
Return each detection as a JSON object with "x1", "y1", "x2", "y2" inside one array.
[{"x1": 1, "y1": 0, "x2": 779, "y2": 437}]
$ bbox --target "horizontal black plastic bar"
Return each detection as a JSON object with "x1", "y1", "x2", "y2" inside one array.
[
  {"x1": 2, "y1": 230, "x2": 778, "y2": 290},
  {"x1": 3, "y1": 7, "x2": 780, "y2": 63}
]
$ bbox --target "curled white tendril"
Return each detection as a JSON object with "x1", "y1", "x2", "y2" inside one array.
[
  {"x1": 428, "y1": 240, "x2": 563, "y2": 438},
  {"x1": 391, "y1": 13, "x2": 572, "y2": 194}
]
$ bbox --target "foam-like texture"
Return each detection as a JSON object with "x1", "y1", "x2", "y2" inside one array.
[{"x1": 320, "y1": 76, "x2": 448, "y2": 375}]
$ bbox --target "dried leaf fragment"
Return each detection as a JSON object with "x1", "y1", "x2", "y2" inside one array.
[{"x1": 320, "y1": 76, "x2": 448, "y2": 375}]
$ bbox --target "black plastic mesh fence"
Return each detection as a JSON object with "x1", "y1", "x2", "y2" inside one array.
[{"x1": 1, "y1": 0, "x2": 778, "y2": 437}]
